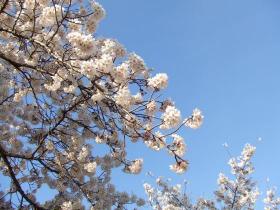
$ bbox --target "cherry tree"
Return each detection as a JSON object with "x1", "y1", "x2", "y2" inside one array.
[
  {"x1": 0, "y1": 0, "x2": 203, "y2": 209},
  {"x1": 144, "y1": 144, "x2": 280, "y2": 210}
]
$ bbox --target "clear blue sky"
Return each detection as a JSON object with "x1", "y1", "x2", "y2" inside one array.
[{"x1": 97, "y1": 0, "x2": 280, "y2": 208}]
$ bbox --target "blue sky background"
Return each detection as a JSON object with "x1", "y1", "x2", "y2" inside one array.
[{"x1": 96, "y1": 0, "x2": 280, "y2": 208}]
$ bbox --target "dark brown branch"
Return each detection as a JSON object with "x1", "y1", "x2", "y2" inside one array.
[
  {"x1": 0, "y1": 144, "x2": 46, "y2": 210},
  {"x1": 0, "y1": 0, "x2": 9, "y2": 14}
]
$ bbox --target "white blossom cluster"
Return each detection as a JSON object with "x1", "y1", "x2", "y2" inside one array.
[
  {"x1": 148, "y1": 73, "x2": 168, "y2": 90},
  {"x1": 185, "y1": 108, "x2": 204, "y2": 129},
  {"x1": 84, "y1": 161, "x2": 97, "y2": 173},
  {"x1": 39, "y1": 5, "x2": 64, "y2": 27},
  {"x1": 264, "y1": 188, "x2": 280, "y2": 210},
  {"x1": 114, "y1": 86, "x2": 132, "y2": 109},
  {"x1": 144, "y1": 176, "x2": 215, "y2": 210},
  {"x1": 160, "y1": 105, "x2": 181, "y2": 129},
  {"x1": 169, "y1": 161, "x2": 189, "y2": 174},
  {"x1": 215, "y1": 144, "x2": 259, "y2": 209},
  {"x1": 123, "y1": 159, "x2": 143, "y2": 174},
  {"x1": 66, "y1": 32, "x2": 97, "y2": 58},
  {"x1": 169, "y1": 134, "x2": 186, "y2": 156},
  {"x1": 145, "y1": 131, "x2": 166, "y2": 151},
  {"x1": 0, "y1": 0, "x2": 202, "y2": 208}
]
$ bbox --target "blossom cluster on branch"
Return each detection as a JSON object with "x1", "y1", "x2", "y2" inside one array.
[
  {"x1": 144, "y1": 144, "x2": 280, "y2": 210},
  {"x1": 0, "y1": 0, "x2": 203, "y2": 209}
]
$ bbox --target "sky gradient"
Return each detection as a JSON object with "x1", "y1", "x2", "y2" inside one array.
[{"x1": 96, "y1": 0, "x2": 280, "y2": 208}]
